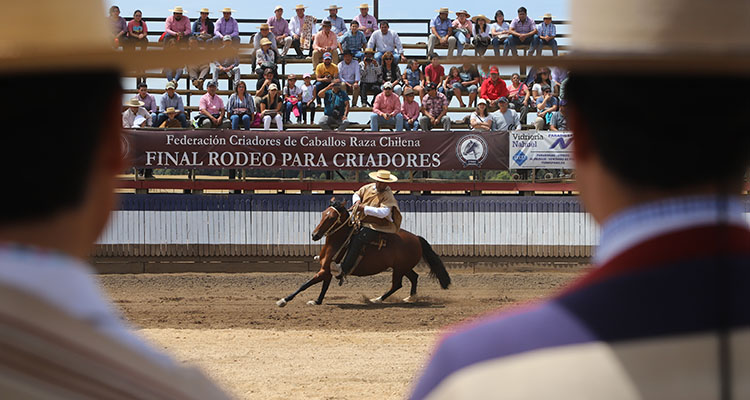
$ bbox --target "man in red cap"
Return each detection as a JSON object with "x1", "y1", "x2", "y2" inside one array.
[{"x1": 479, "y1": 66, "x2": 509, "y2": 111}]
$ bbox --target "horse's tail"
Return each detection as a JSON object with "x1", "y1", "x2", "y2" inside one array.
[{"x1": 418, "y1": 236, "x2": 451, "y2": 289}]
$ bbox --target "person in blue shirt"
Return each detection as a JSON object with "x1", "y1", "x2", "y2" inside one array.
[
  {"x1": 427, "y1": 7, "x2": 456, "y2": 57},
  {"x1": 338, "y1": 21, "x2": 367, "y2": 60},
  {"x1": 531, "y1": 13, "x2": 559, "y2": 56},
  {"x1": 317, "y1": 79, "x2": 351, "y2": 131}
]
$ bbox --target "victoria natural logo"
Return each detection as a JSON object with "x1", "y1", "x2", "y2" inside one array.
[{"x1": 456, "y1": 134, "x2": 489, "y2": 167}]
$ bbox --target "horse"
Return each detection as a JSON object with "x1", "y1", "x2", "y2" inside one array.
[{"x1": 276, "y1": 199, "x2": 451, "y2": 307}]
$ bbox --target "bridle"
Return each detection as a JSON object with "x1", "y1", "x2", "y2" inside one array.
[{"x1": 319, "y1": 206, "x2": 349, "y2": 237}]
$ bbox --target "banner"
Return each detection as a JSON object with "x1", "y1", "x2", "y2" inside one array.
[
  {"x1": 509, "y1": 131, "x2": 574, "y2": 169},
  {"x1": 125, "y1": 130, "x2": 510, "y2": 171}
]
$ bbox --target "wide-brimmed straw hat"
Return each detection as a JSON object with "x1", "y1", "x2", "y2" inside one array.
[
  {"x1": 260, "y1": 38, "x2": 273, "y2": 46},
  {"x1": 471, "y1": 14, "x2": 491, "y2": 24},
  {"x1": 169, "y1": 6, "x2": 187, "y2": 14},
  {"x1": 454, "y1": 10, "x2": 470, "y2": 17},
  {"x1": 199, "y1": 8, "x2": 210, "y2": 13},
  {"x1": 295, "y1": 4, "x2": 307, "y2": 10},
  {"x1": 165, "y1": 107, "x2": 177, "y2": 113},
  {"x1": 435, "y1": 8, "x2": 451, "y2": 14},
  {"x1": 359, "y1": 4, "x2": 369, "y2": 9},
  {"x1": 124, "y1": 98, "x2": 144, "y2": 108},
  {"x1": 220, "y1": 7, "x2": 236, "y2": 13},
  {"x1": 324, "y1": 5, "x2": 343, "y2": 10},
  {"x1": 540, "y1": 13, "x2": 553, "y2": 19},
  {"x1": 274, "y1": 5, "x2": 284, "y2": 11},
  {"x1": 258, "y1": 23, "x2": 273, "y2": 30},
  {"x1": 369, "y1": 170, "x2": 398, "y2": 183}
]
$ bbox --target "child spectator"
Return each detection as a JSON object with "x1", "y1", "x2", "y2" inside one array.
[
  {"x1": 424, "y1": 54, "x2": 445, "y2": 90},
  {"x1": 452, "y1": 63, "x2": 480, "y2": 107},
  {"x1": 283, "y1": 75, "x2": 303, "y2": 124},
  {"x1": 443, "y1": 66, "x2": 461, "y2": 104},
  {"x1": 531, "y1": 13, "x2": 558, "y2": 56},
  {"x1": 135, "y1": 83, "x2": 158, "y2": 127},
  {"x1": 402, "y1": 59, "x2": 424, "y2": 101},
  {"x1": 159, "y1": 107, "x2": 182, "y2": 128},
  {"x1": 300, "y1": 74, "x2": 316, "y2": 124},
  {"x1": 401, "y1": 88, "x2": 421, "y2": 131}
]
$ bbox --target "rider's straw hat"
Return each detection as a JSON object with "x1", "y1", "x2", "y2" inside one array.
[{"x1": 369, "y1": 170, "x2": 398, "y2": 183}]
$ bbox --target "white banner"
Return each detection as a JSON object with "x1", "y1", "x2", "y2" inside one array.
[{"x1": 509, "y1": 131, "x2": 574, "y2": 169}]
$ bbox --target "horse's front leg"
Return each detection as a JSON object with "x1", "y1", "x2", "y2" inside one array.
[
  {"x1": 309, "y1": 273, "x2": 333, "y2": 305},
  {"x1": 276, "y1": 252, "x2": 332, "y2": 307}
]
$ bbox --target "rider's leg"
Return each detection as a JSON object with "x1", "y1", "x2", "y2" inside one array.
[{"x1": 337, "y1": 227, "x2": 378, "y2": 279}]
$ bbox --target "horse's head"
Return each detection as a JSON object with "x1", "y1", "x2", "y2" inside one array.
[{"x1": 311, "y1": 197, "x2": 349, "y2": 241}]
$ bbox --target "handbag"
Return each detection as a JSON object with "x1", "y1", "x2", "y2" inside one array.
[{"x1": 472, "y1": 36, "x2": 490, "y2": 47}]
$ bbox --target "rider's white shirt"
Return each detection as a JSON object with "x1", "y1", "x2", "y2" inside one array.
[{"x1": 352, "y1": 192, "x2": 393, "y2": 221}]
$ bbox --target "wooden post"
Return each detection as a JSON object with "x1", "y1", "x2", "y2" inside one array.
[{"x1": 373, "y1": 0, "x2": 379, "y2": 20}]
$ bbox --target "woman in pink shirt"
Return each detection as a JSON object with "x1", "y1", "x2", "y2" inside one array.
[
  {"x1": 452, "y1": 10, "x2": 473, "y2": 57},
  {"x1": 508, "y1": 72, "x2": 531, "y2": 123},
  {"x1": 401, "y1": 87, "x2": 421, "y2": 131},
  {"x1": 126, "y1": 10, "x2": 148, "y2": 52}
]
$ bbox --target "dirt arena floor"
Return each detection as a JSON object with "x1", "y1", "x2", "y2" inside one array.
[{"x1": 100, "y1": 267, "x2": 588, "y2": 399}]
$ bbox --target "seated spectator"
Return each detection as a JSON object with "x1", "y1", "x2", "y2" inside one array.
[
  {"x1": 427, "y1": 8, "x2": 456, "y2": 57},
  {"x1": 531, "y1": 67, "x2": 552, "y2": 101},
  {"x1": 479, "y1": 66, "x2": 510, "y2": 111},
  {"x1": 353, "y1": 3, "x2": 377, "y2": 39},
  {"x1": 256, "y1": 67, "x2": 281, "y2": 104},
  {"x1": 268, "y1": 6, "x2": 293, "y2": 57},
  {"x1": 531, "y1": 14, "x2": 558, "y2": 56},
  {"x1": 424, "y1": 54, "x2": 445, "y2": 93},
  {"x1": 504, "y1": 7, "x2": 537, "y2": 56},
  {"x1": 318, "y1": 80, "x2": 351, "y2": 131},
  {"x1": 368, "y1": 21, "x2": 406, "y2": 64},
  {"x1": 490, "y1": 10, "x2": 510, "y2": 57},
  {"x1": 323, "y1": 5, "x2": 346, "y2": 36},
  {"x1": 126, "y1": 9, "x2": 148, "y2": 52},
  {"x1": 109, "y1": 5, "x2": 126, "y2": 48},
  {"x1": 250, "y1": 23, "x2": 279, "y2": 67},
  {"x1": 491, "y1": 97, "x2": 521, "y2": 131},
  {"x1": 215, "y1": 8, "x2": 240, "y2": 45},
  {"x1": 198, "y1": 81, "x2": 231, "y2": 128},
  {"x1": 419, "y1": 83, "x2": 451, "y2": 131},
  {"x1": 187, "y1": 36, "x2": 210, "y2": 90},
  {"x1": 314, "y1": 53, "x2": 339, "y2": 102},
  {"x1": 551, "y1": 66, "x2": 568, "y2": 95},
  {"x1": 359, "y1": 48, "x2": 381, "y2": 107},
  {"x1": 122, "y1": 98, "x2": 151, "y2": 128},
  {"x1": 451, "y1": 10, "x2": 472, "y2": 57},
  {"x1": 255, "y1": 37, "x2": 278, "y2": 75},
  {"x1": 313, "y1": 20, "x2": 339, "y2": 67},
  {"x1": 402, "y1": 59, "x2": 424, "y2": 101},
  {"x1": 300, "y1": 73, "x2": 316, "y2": 124},
  {"x1": 283, "y1": 74, "x2": 303, "y2": 124},
  {"x1": 470, "y1": 99, "x2": 493, "y2": 131},
  {"x1": 370, "y1": 82, "x2": 403, "y2": 131},
  {"x1": 443, "y1": 66, "x2": 461, "y2": 103},
  {"x1": 134, "y1": 83, "x2": 158, "y2": 126},
  {"x1": 227, "y1": 81, "x2": 256, "y2": 130},
  {"x1": 534, "y1": 86, "x2": 558, "y2": 130},
  {"x1": 192, "y1": 8, "x2": 214, "y2": 43},
  {"x1": 339, "y1": 21, "x2": 367, "y2": 59},
  {"x1": 471, "y1": 14, "x2": 492, "y2": 56},
  {"x1": 289, "y1": 5, "x2": 317, "y2": 59},
  {"x1": 213, "y1": 35, "x2": 241, "y2": 88},
  {"x1": 162, "y1": 38, "x2": 184, "y2": 83},
  {"x1": 401, "y1": 88, "x2": 420, "y2": 131},
  {"x1": 452, "y1": 63, "x2": 480, "y2": 108},
  {"x1": 159, "y1": 107, "x2": 183, "y2": 128},
  {"x1": 508, "y1": 72, "x2": 531, "y2": 124},
  {"x1": 338, "y1": 50, "x2": 361, "y2": 107},
  {"x1": 157, "y1": 81, "x2": 188, "y2": 128},
  {"x1": 381, "y1": 52, "x2": 402, "y2": 95},
  {"x1": 549, "y1": 99, "x2": 567, "y2": 131},
  {"x1": 164, "y1": 6, "x2": 191, "y2": 47},
  {"x1": 259, "y1": 84, "x2": 284, "y2": 131}
]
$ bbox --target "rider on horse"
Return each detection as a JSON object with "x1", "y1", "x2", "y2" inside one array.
[{"x1": 335, "y1": 170, "x2": 402, "y2": 281}]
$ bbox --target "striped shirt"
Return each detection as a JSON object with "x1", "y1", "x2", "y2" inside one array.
[
  {"x1": 323, "y1": 15, "x2": 347, "y2": 35},
  {"x1": 360, "y1": 60, "x2": 381, "y2": 83},
  {"x1": 509, "y1": 16, "x2": 536, "y2": 34},
  {"x1": 537, "y1": 22, "x2": 556, "y2": 37},
  {"x1": 353, "y1": 14, "x2": 377, "y2": 37},
  {"x1": 339, "y1": 30, "x2": 367, "y2": 53}
]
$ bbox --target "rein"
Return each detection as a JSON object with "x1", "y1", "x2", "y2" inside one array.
[{"x1": 321, "y1": 206, "x2": 349, "y2": 237}]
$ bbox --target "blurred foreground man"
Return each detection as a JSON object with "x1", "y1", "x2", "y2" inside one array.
[
  {"x1": 0, "y1": 0, "x2": 233, "y2": 398},
  {"x1": 412, "y1": 0, "x2": 750, "y2": 398}
]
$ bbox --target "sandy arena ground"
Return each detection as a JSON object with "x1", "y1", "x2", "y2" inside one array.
[{"x1": 100, "y1": 268, "x2": 587, "y2": 399}]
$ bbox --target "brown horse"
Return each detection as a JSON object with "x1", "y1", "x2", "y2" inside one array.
[{"x1": 276, "y1": 199, "x2": 451, "y2": 306}]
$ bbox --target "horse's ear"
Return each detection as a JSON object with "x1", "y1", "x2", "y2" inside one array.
[
  {"x1": 329, "y1": 196, "x2": 337, "y2": 205},
  {"x1": 342, "y1": 199, "x2": 347, "y2": 206}
]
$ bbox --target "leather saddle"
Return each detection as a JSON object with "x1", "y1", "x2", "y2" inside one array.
[{"x1": 333, "y1": 230, "x2": 391, "y2": 264}]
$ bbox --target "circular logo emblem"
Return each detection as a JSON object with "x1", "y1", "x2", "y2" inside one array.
[
  {"x1": 455, "y1": 134, "x2": 489, "y2": 167},
  {"x1": 120, "y1": 132, "x2": 132, "y2": 160}
]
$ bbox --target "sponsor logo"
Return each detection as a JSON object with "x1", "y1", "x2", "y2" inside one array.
[
  {"x1": 550, "y1": 137, "x2": 573, "y2": 149},
  {"x1": 512, "y1": 150, "x2": 528, "y2": 166},
  {"x1": 456, "y1": 134, "x2": 489, "y2": 167}
]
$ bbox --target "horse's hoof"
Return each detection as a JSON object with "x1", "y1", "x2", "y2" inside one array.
[
  {"x1": 307, "y1": 300, "x2": 320, "y2": 306},
  {"x1": 369, "y1": 297, "x2": 383, "y2": 304},
  {"x1": 276, "y1": 298, "x2": 287, "y2": 307},
  {"x1": 403, "y1": 295, "x2": 417, "y2": 303}
]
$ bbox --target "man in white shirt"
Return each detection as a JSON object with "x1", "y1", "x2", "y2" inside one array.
[
  {"x1": 367, "y1": 21, "x2": 406, "y2": 64},
  {"x1": 491, "y1": 97, "x2": 522, "y2": 131},
  {"x1": 122, "y1": 98, "x2": 152, "y2": 128},
  {"x1": 288, "y1": 4, "x2": 317, "y2": 58}
]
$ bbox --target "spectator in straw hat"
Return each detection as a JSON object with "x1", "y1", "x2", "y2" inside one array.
[
  {"x1": 531, "y1": 13, "x2": 558, "y2": 56},
  {"x1": 451, "y1": 10, "x2": 473, "y2": 57},
  {"x1": 255, "y1": 37, "x2": 278, "y2": 75},
  {"x1": 251, "y1": 22, "x2": 279, "y2": 67},
  {"x1": 339, "y1": 20, "x2": 367, "y2": 60},
  {"x1": 213, "y1": 35, "x2": 241, "y2": 87},
  {"x1": 471, "y1": 14, "x2": 492, "y2": 56},
  {"x1": 214, "y1": 7, "x2": 239, "y2": 45},
  {"x1": 313, "y1": 20, "x2": 340, "y2": 66},
  {"x1": 353, "y1": 3, "x2": 377, "y2": 39},
  {"x1": 427, "y1": 8, "x2": 456, "y2": 57},
  {"x1": 504, "y1": 6, "x2": 537, "y2": 56},
  {"x1": 323, "y1": 4, "x2": 346, "y2": 36},
  {"x1": 158, "y1": 81, "x2": 188, "y2": 128},
  {"x1": 164, "y1": 6, "x2": 191, "y2": 47},
  {"x1": 368, "y1": 20, "x2": 406, "y2": 64},
  {"x1": 122, "y1": 98, "x2": 152, "y2": 128},
  {"x1": 108, "y1": 5, "x2": 126, "y2": 48},
  {"x1": 490, "y1": 9, "x2": 510, "y2": 57},
  {"x1": 187, "y1": 36, "x2": 211, "y2": 90},
  {"x1": 159, "y1": 107, "x2": 183, "y2": 128},
  {"x1": 268, "y1": 5, "x2": 293, "y2": 57},
  {"x1": 192, "y1": 8, "x2": 214, "y2": 43},
  {"x1": 289, "y1": 4, "x2": 317, "y2": 58}
]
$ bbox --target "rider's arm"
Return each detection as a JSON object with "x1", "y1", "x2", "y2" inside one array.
[
  {"x1": 352, "y1": 193, "x2": 361, "y2": 204},
  {"x1": 364, "y1": 206, "x2": 393, "y2": 222}
]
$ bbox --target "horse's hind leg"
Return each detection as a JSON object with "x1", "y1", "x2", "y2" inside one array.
[
  {"x1": 276, "y1": 272, "x2": 326, "y2": 307},
  {"x1": 370, "y1": 271, "x2": 403, "y2": 304},
  {"x1": 310, "y1": 275, "x2": 332, "y2": 305},
  {"x1": 403, "y1": 270, "x2": 418, "y2": 302}
]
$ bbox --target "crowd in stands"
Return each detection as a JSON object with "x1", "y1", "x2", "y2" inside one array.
[{"x1": 113, "y1": 4, "x2": 567, "y2": 132}]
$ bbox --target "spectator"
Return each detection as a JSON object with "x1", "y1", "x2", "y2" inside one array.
[
  {"x1": 451, "y1": 10, "x2": 472, "y2": 57},
  {"x1": 531, "y1": 67, "x2": 552, "y2": 101},
  {"x1": 313, "y1": 20, "x2": 340, "y2": 67},
  {"x1": 187, "y1": 36, "x2": 210, "y2": 90},
  {"x1": 508, "y1": 72, "x2": 531, "y2": 124},
  {"x1": 122, "y1": 98, "x2": 151, "y2": 128},
  {"x1": 443, "y1": 66, "x2": 461, "y2": 104},
  {"x1": 256, "y1": 67, "x2": 281, "y2": 104},
  {"x1": 192, "y1": 8, "x2": 214, "y2": 43},
  {"x1": 471, "y1": 14, "x2": 492, "y2": 56},
  {"x1": 300, "y1": 73, "x2": 316, "y2": 124},
  {"x1": 135, "y1": 83, "x2": 158, "y2": 126},
  {"x1": 268, "y1": 6, "x2": 293, "y2": 57},
  {"x1": 338, "y1": 50, "x2": 361, "y2": 107},
  {"x1": 470, "y1": 99, "x2": 493, "y2": 131},
  {"x1": 198, "y1": 81, "x2": 230, "y2": 128},
  {"x1": 551, "y1": 66, "x2": 568, "y2": 95},
  {"x1": 359, "y1": 48, "x2": 381, "y2": 107},
  {"x1": 323, "y1": 5, "x2": 346, "y2": 36},
  {"x1": 491, "y1": 96, "x2": 521, "y2": 131},
  {"x1": 370, "y1": 82, "x2": 403, "y2": 131},
  {"x1": 504, "y1": 6, "x2": 537, "y2": 56},
  {"x1": 227, "y1": 81, "x2": 256, "y2": 130},
  {"x1": 531, "y1": 13, "x2": 558, "y2": 56},
  {"x1": 318, "y1": 80, "x2": 351, "y2": 131},
  {"x1": 213, "y1": 35, "x2": 241, "y2": 88},
  {"x1": 251, "y1": 23, "x2": 279, "y2": 67},
  {"x1": 424, "y1": 54, "x2": 446, "y2": 92},
  {"x1": 289, "y1": 5, "x2": 317, "y2": 58},
  {"x1": 401, "y1": 87, "x2": 420, "y2": 131},
  {"x1": 479, "y1": 66, "x2": 509, "y2": 111},
  {"x1": 314, "y1": 52, "x2": 339, "y2": 101},
  {"x1": 549, "y1": 99, "x2": 567, "y2": 131},
  {"x1": 214, "y1": 8, "x2": 240, "y2": 46},
  {"x1": 452, "y1": 63, "x2": 480, "y2": 108},
  {"x1": 427, "y1": 8, "x2": 456, "y2": 57},
  {"x1": 339, "y1": 21, "x2": 367, "y2": 59},
  {"x1": 402, "y1": 59, "x2": 424, "y2": 100},
  {"x1": 353, "y1": 4, "x2": 377, "y2": 39},
  {"x1": 162, "y1": 39, "x2": 184, "y2": 83},
  {"x1": 164, "y1": 6, "x2": 191, "y2": 46},
  {"x1": 259, "y1": 83, "x2": 284, "y2": 131},
  {"x1": 159, "y1": 107, "x2": 183, "y2": 128},
  {"x1": 368, "y1": 21, "x2": 405, "y2": 64},
  {"x1": 534, "y1": 86, "x2": 558, "y2": 130},
  {"x1": 126, "y1": 9, "x2": 148, "y2": 52},
  {"x1": 380, "y1": 52, "x2": 403, "y2": 96},
  {"x1": 255, "y1": 37, "x2": 278, "y2": 75},
  {"x1": 419, "y1": 83, "x2": 451, "y2": 131},
  {"x1": 109, "y1": 5, "x2": 126, "y2": 48},
  {"x1": 490, "y1": 10, "x2": 510, "y2": 57},
  {"x1": 283, "y1": 74, "x2": 303, "y2": 124},
  {"x1": 157, "y1": 81, "x2": 188, "y2": 128}
]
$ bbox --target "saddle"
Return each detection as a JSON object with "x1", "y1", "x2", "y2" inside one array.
[{"x1": 333, "y1": 228, "x2": 390, "y2": 264}]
